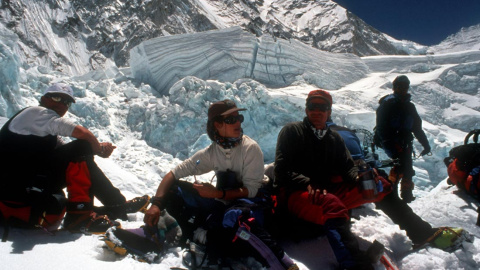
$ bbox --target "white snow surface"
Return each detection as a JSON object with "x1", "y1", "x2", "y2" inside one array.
[{"x1": 1, "y1": 16, "x2": 480, "y2": 270}]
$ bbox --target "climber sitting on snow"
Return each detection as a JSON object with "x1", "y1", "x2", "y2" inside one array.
[
  {"x1": 135, "y1": 99, "x2": 297, "y2": 269},
  {"x1": 0, "y1": 83, "x2": 149, "y2": 235},
  {"x1": 271, "y1": 89, "x2": 393, "y2": 269}
]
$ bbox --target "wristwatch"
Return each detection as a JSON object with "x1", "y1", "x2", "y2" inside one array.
[{"x1": 150, "y1": 196, "x2": 165, "y2": 209}]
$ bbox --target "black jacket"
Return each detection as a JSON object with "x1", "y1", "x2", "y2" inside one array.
[
  {"x1": 274, "y1": 118, "x2": 357, "y2": 192},
  {"x1": 0, "y1": 109, "x2": 57, "y2": 196},
  {"x1": 376, "y1": 93, "x2": 429, "y2": 154}
]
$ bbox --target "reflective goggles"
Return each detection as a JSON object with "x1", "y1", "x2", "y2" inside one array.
[
  {"x1": 47, "y1": 95, "x2": 73, "y2": 107},
  {"x1": 223, "y1": 114, "x2": 244, "y2": 124},
  {"x1": 306, "y1": 103, "x2": 331, "y2": 112}
]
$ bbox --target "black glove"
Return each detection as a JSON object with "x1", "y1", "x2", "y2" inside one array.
[{"x1": 420, "y1": 146, "x2": 431, "y2": 156}]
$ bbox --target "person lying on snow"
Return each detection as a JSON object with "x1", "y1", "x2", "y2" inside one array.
[
  {"x1": 0, "y1": 83, "x2": 149, "y2": 235},
  {"x1": 106, "y1": 99, "x2": 298, "y2": 269}
]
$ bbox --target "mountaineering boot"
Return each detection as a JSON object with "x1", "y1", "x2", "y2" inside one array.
[
  {"x1": 400, "y1": 178, "x2": 415, "y2": 203},
  {"x1": 125, "y1": 195, "x2": 151, "y2": 213},
  {"x1": 63, "y1": 202, "x2": 119, "y2": 234},
  {"x1": 103, "y1": 226, "x2": 164, "y2": 263},
  {"x1": 413, "y1": 227, "x2": 474, "y2": 252},
  {"x1": 94, "y1": 195, "x2": 150, "y2": 221}
]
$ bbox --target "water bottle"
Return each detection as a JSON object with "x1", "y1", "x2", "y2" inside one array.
[{"x1": 359, "y1": 163, "x2": 377, "y2": 200}]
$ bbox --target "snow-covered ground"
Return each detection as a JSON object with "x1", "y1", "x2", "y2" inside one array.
[{"x1": 1, "y1": 17, "x2": 480, "y2": 270}]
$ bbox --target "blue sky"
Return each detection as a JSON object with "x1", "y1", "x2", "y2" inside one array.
[{"x1": 332, "y1": 0, "x2": 480, "y2": 45}]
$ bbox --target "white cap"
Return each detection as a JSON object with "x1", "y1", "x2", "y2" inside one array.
[{"x1": 44, "y1": 83, "x2": 76, "y2": 102}]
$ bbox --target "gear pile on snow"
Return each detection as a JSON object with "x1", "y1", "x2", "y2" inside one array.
[{"x1": 103, "y1": 209, "x2": 181, "y2": 263}]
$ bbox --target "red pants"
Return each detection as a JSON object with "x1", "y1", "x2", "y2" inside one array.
[{"x1": 287, "y1": 177, "x2": 392, "y2": 225}]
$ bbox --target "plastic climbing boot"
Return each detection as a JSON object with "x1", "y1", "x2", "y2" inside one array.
[
  {"x1": 63, "y1": 211, "x2": 120, "y2": 234},
  {"x1": 414, "y1": 227, "x2": 474, "y2": 252},
  {"x1": 125, "y1": 195, "x2": 151, "y2": 214},
  {"x1": 95, "y1": 195, "x2": 151, "y2": 221}
]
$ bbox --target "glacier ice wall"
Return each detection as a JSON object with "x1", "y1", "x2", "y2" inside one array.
[
  {"x1": 0, "y1": 39, "x2": 23, "y2": 118},
  {"x1": 130, "y1": 27, "x2": 369, "y2": 95},
  {"x1": 126, "y1": 76, "x2": 303, "y2": 161}
]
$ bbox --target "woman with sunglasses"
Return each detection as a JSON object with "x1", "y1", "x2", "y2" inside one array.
[{"x1": 142, "y1": 99, "x2": 297, "y2": 269}]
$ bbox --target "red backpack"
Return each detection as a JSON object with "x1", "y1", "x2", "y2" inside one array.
[
  {"x1": 1, "y1": 185, "x2": 66, "y2": 241},
  {"x1": 444, "y1": 129, "x2": 480, "y2": 197}
]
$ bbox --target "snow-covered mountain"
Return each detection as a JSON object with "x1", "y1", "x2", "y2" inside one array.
[
  {"x1": 0, "y1": 0, "x2": 428, "y2": 78},
  {"x1": 1, "y1": 0, "x2": 480, "y2": 269},
  {"x1": 429, "y1": 24, "x2": 480, "y2": 54}
]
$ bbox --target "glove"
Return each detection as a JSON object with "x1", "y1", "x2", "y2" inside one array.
[{"x1": 420, "y1": 146, "x2": 431, "y2": 156}]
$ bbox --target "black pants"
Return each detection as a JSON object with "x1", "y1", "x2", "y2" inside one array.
[
  {"x1": 1, "y1": 140, "x2": 125, "y2": 206},
  {"x1": 392, "y1": 145, "x2": 415, "y2": 179},
  {"x1": 52, "y1": 140, "x2": 126, "y2": 206},
  {"x1": 375, "y1": 189, "x2": 434, "y2": 244}
]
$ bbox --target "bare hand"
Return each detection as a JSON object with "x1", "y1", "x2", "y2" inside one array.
[
  {"x1": 193, "y1": 182, "x2": 220, "y2": 198},
  {"x1": 144, "y1": 205, "x2": 161, "y2": 227},
  {"x1": 98, "y1": 142, "x2": 116, "y2": 158},
  {"x1": 307, "y1": 185, "x2": 327, "y2": 205}
]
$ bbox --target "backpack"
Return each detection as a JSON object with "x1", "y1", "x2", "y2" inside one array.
[
  {"x1": 0, "y1": 189, "x2": 66, "y2": 241},
  {"x1": 444, "y1": 129, "x2": 480, "y2": 198},
  {"x1": 103, "y1": 210, "x2": 182, "y2": 263}
]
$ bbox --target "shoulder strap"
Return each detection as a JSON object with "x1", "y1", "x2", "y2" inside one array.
[
  {"x1": 464, "y1": 129, "x2": 480, "y2": 145},
  {"x1": 0, "y1": 108, "x2": 28, "y2": 138}
]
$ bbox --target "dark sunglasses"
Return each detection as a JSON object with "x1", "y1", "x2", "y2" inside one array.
[
  {"x1": 47, "y1": 94, "x2": 73, "y2": 107},
  {"x1": 223, "y1": 114, "x2": 244, "y2": 125},
  {"x1": 307, "y1": 103, "x2": 330, "y2": 112}
]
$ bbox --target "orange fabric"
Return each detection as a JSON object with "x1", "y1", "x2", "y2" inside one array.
[
  {"x1": 447, "y1": 159, "x2": 468, "y2": 188},
  {"x1": 333, "y1": 176, "x2": 392, "y2": 210},
  {"x1": 0, "y1": 201, "x2": 30, "y2": 223},
  {"x1": 0, "y1": 201, "x2": 65, "y2": 231},
  {"x1": 284, "y1": 176, "x2": 392, "y2": 225},
  {"x1": 287, "y1": 191, "x2": 349, "y2": 225},
  {"x1": 66, "y1": 161, "x2": 92, "y2": 203},
  {"x1": 40, "y1": 208, "x2": 66, "y2": 231}
]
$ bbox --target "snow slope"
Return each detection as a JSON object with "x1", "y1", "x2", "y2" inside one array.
[
  {"x1": 1, "y1": 3, "x2": 480, "y2": 270},
  {"x1": 1, "y1": 50, "x2": 480, "y2": 269}
]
